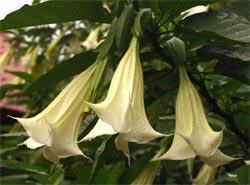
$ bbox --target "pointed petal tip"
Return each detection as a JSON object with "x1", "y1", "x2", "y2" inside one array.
[{"x1": 200, "y1": 149, "x2": 239, "y2": 167}]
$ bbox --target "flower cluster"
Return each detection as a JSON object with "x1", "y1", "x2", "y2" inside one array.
[{"x1": 12, "y1": 31, "x2": 235, "y2": 173}]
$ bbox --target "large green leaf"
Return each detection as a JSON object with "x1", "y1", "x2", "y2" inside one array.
[
  {"x1": 22, "y1": 51, "x2": 97, "y2": 94},
  {"x1": 215, "y1": 61, "x2": 249, "y2": 85},
  {"x1": 0, "y1": 1, "x2": 112, "y2": 30},
  {"x1": 221, "y1": 1, "x2": 250, "y2": 20},
  {"x1": 198, "y1": 46, "x2": 250, "y2": 84},
  {"x1": 183, "y1": 11, "x2": 250, "y2": 43},
  {"x1": 198, "y1": 46, "x2": 250, "y2": 63}
]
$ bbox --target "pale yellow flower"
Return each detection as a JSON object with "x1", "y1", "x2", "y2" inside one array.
[
  {"x1": 0, "y1": 48, "x2": 14, "y2": 75},
  {"x1": 81, "y1": 37, "x2": 165, "y2": 159},
  {"x1": 81, "y1": 28, "x2": 100, "y2": 50},
  {"x1": 131, "y1": 161, "x2": 160, "y2": 185},
  {"x1": 192, "y1": 164, "x2": 217, "y2": 185},
  {"x1": 157, "y1": 65, "x2": 236, "y2": 166},
  {"x1": 11, "y1": 63, "x2": 97, "y2": 164}
]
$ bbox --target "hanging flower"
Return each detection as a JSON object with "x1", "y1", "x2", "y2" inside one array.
[
  {"x1": 131, "y1": 161, "x2": 160, "y2": 185},
  {"x1": 157, "y1": 65, "x2": 236, "y2": 166},
  {"x1": 81, "y1": 37, "x2": 165, "y2": 159},
  {"x1": 11, "y1": 63, "x2": 97, "y2": 164},
  {"x1": 81, "y1": 28, "x2": 100, "y2": 50},
  {"x1": 192, "y1": 164, "x2": 217, "y2": 185},
  {"x1": 0, "y1": 48, "x2": 14, "y2": 75}
]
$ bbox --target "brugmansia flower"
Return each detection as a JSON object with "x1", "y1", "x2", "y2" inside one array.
[
  {"x1": 11, "y1": 63, "x2": 97, "y2": 164},
  {"x1": 157, "y1": 65, "x2": 236, "y2": 166},
  {"x1": 192, "y1": 164, "x2": 217, "y2": 185},
  {"x1": 81, "y1": 37, "x2": 165, "y2": 159},
  {"x1": 44, "y1": 30, "x2": 65, "y2": 57},
  {"x1": 131, "y1": 161, "x2": 160, "y2": 185},
  {"x1": 81, "y1": 28, "x2": 100, "y2": 50},
  {"x1": 0, "y1": 48, "x2": 14, "y2": 75}
]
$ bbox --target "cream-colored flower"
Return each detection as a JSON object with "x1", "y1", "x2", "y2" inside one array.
[
  {"x1": 44, "y1": 30, "x2": 65, "y2": 57},
  {"x1": 11, "y1": 63, "x2": 97, "y2": 164},
  {"x1": 81, "y1": 28, "x2": 100, "y2": 50},
  {"x1": 157, "y1": 65, "x2": 236, "y2": 166},
  {"x1": 192, "y1": 164, "x2": 217, "y2": 185},
  {"x1": 131, "y1": 161, "x2": 160, "y2": 185},
  {"x1": 81, "y1": 37, "x2": 165, "y2": 159},
  {"x1": 0, "y1": 48, "x2": 14, "y2": 75}
]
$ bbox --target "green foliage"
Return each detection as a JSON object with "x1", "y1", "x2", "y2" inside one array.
[
  {"x1": 0, "y1": 0, "x2": 249, "y2": 184},
  {"x1": 0, "y1": 1, "x2": 111, "y2": 30}
]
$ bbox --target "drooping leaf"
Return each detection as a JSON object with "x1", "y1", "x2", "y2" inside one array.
[
  {"x1": 6, "y1": 71, "x2": 36, "y2": 84},
  {"x1": 22, "y1": 51, "x2": 97, "y2": 95},
  {"x1": 183, "y1": 11, "x2": 250, "y2": 43},
  {"x1": 0, "y1": 1, "x2": 112, "y2": 30},
  {"x1": 0, "y1": 84, "x2": 24, "y2": 100}
]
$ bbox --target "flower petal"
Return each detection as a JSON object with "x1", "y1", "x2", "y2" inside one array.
[
  {"x1": 10, "y1": 116, "x2": 53, "y2": 146},
  {"x1": 200, "y1": 149, "x2": 238, "y2": 167},
  {"x1": 43, "y1": 146, "x2": 60, "y2": 165},
  {"x1": 192, "y1": 164, "x2": 217, "y2": 185},
  {"x1": 115, "y1": 135, "x2": 130, "y2": 164},
  {"x1": 19, "y1": 137, "x2": 44, "y2": 149},
  {"x1": 157, "y1": 134, "x2": 196, "y2": 160},
  {"x1": 80, "y1": 119, "x2": 117, "y2": 141},
  {"x1": 177, "y1": 65, "x2": 223, "y2": 156}
]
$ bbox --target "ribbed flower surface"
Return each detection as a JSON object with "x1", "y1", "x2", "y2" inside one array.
[
  {"x1": 11, "y1": 63, "x2": 97, "y2": 164},
  {"x1": 81, "y1": 37, "x2": 165, "y2": 158},
  {"x1": 157, "y1": 65, "x2": 236, "y2": 167}
]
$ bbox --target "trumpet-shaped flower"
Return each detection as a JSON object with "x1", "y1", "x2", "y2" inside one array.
[
  {"x1": 192, "y1": 164, "x2": 217, "y2": 185},
  {"x1": 0, "y1": 48, "x2": 14, "y2": 75},
  {"x1": 11, "y1": 63, "x2": 97, "y2": 164},
  {"x1": 81, "y1": 37, "x2": 165, "y2": 158},
  {"x1": 157, "y1": 65, "x2": 236, "y2": 166},
  {"x1": 81, "y1": 28, "x2": 100, "y2": 50},
  {"x1": 131, "y1": 161, "x2": 160, "y2": 185}
]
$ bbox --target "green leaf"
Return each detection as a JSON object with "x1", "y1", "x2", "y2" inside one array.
[
  {"x1": 47, "y1": 167, "x2": 64, "y2": 185},
  {"x1": 22, "y1": 51, "x2": 97, "y2": 95},
  {"x1": 119, "y1": 150, "x2": 155, "y2": 184},
  {"x1": 6, "y1": 71, "x2": 36, "y2": 84},
  {"x1": 0, "y1": 1, "x2": 112, "y2": 30},
  {"x1": 183, "y1": 11, "x2": 250, "y2": 43},
  {"x1": 1, "y1": 160, "x2": 48, "y2": 176},
  {"x1": 97, "y1": 18, "x2": 117, "y2": 59},
  {"x1": 220, "y1": 1, "x2": 250, "y2": 21},
  {"x1": 237, "y1": 165, "x2": 250, "y2": 184},
  {"x1": 215, "y1": 60, "x2": 249, "y2": 85},
  {"x1": 90, "y1": 136, "x2": 115, "y2": 182},
  {"x1": 106, "y1": 161, "x2": 126, "y2": 184},
  {"x1": 159, "y1": 0, "x2": 212, "y2": 17},
  {"x1": 0, "y1": 84, "x2": 24, "y2": 100},
  {"x1": 198, "y1": 46, "x2": 250, "y2": 63}
]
